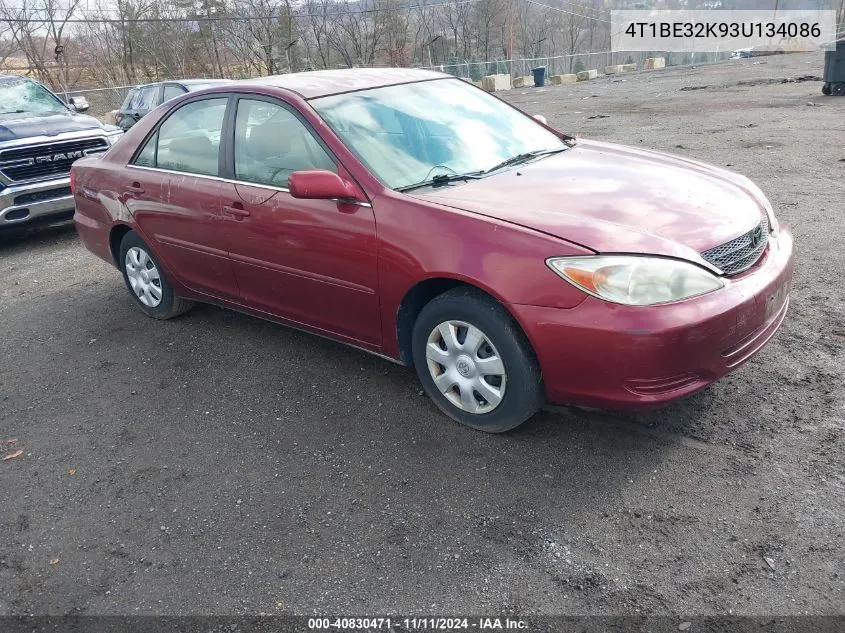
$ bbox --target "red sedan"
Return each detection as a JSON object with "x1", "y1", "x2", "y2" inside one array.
[{"x1": 72, "y1": 69, "x2": 793, "y2": 432}]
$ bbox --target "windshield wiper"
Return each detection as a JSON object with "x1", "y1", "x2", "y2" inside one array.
[
  {"x1": 0, "y1": 110, "x2": 27, "y2": 114},
  {"x1": 483, "y1": 147, "x2": 568, "y2": 174},
  {"x1": 396, "y1": 172, "x2": 483, "y2": 193}
]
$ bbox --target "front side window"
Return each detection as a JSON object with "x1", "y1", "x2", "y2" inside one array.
[
  {"x1": 311, "y1": 78, "x2": 566, "y2": 190},
  {"x1": 162, "y1": 84, "x2": 186, "y2": 102},
  {"x1": 0, "y1": 78, "x2": 69, "y2": 117},
  {"x1": 233, "y1": 98, "x2": 335, "y2": 188},
  {"x1": 134, "y1": 98, "x2": 227, "y2": 176}
]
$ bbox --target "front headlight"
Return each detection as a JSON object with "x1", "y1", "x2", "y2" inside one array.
[
  {"x1": 105, "y1": 131, "x2": 124, "y2": 146},
  {"x1": 547, "y1": 255, "x2": 725, "y2": 306}
]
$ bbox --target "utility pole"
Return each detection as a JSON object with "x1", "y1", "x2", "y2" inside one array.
[{"x1": 507, "y1": 0, "x2": 514, "y2": 76}]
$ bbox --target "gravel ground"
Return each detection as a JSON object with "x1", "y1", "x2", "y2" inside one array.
[{"x1": 1, "y1": 52, "x2": 843, "y2": 617}]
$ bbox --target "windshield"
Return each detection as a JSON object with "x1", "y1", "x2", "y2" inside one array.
[
  {"x1": 311, "y1": 78, "x2": 566, "y2": 190},
  {"x1": 0, "y1": 79, "x2": 70, "y2": 116}
]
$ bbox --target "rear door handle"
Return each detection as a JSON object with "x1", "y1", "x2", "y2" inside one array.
[
  {"x1": 124, "y1": 183, "x2": 145, "y2": 194},
  {"x1": 223, "y1": 204, "x2": 250, "y2": 220}
]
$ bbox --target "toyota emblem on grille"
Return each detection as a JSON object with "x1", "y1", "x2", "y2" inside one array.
[{"x1": 749, "y1": 225, "x2": 764, "y2": 249}]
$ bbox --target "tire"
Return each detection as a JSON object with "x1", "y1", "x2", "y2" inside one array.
[
  {"x1": 118, "y1": 231, "x2": 193, "y2": 320},
  {"x1": 411, "y1": 287, "x2": 544, "y2": 433}
]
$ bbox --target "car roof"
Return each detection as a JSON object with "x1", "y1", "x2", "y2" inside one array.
[
  {"x1": 132, "y1": 79, "x2": 231, "y2": 89},
  {"x1": 237, "y1": 67, "x2": 449, "y2": 99},
  {"x1": 177, "y1": 79, "x2": 232, "y2": 89}
]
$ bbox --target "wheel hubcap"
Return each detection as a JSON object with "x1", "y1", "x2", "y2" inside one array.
[
  {"x1": 125, "y1": 246, "x2": 163, "y2": 308},
  {"x1": 425, "y1": 320, "x2": 506, "y2": 414}
]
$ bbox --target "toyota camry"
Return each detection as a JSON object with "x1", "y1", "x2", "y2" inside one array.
[{"x1": 71, "y1": 68, "x2": 793, "y2": 432}]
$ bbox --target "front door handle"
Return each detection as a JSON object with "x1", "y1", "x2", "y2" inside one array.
[
  {"x1": 124, "y1": 183, "x2": 145, "y2": 194},
  {"x1": 223, "y1": 204, "x2": 251, "y2": 220}
]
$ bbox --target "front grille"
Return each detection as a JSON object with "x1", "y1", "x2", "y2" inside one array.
[
  {"x1": 13, "y1": 187, "x2": 73, "y2": 206},
  {"x1": 701, "y1": 214, "x2": 770, "y2": 275},
  {"x1": 0, "y1": 138, "x2": 108, "y2": 183}
]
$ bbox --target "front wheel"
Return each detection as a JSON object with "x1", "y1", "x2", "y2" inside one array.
[
  {"x1": 119, "y1": 231, "x2": 193, "y2": 320},
  {"x1": 412, "y1": 288, "x2": 544, "y2": 433}
]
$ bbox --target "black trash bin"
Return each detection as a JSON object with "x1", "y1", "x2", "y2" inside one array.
[
  {"x1": 822, "y1": 39, "x2": 845, "y2": 96},
  {"x1": 532, "y1": 66, "x2": 546, "y2": 87}
]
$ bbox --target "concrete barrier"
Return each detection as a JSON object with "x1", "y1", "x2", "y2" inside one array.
[
  {"x1": 550, "y1": 74, "x2": 578, "y2": 85},
  {"x1": 576, "y1": 69, "x2": 598, "y2": 81},
  {"x1": 604, "y1": 65, "x2": 624, "y2": 75},
  {"x1": 512, "y1": 75, "x2": 534, "y2": 88},
  {"x1": 622, "y1": 63, "x2": 637, "y2": 72},
  {"x1": 644, "y1": 57, "x2": 666, "y2": 70},
  {"x1": 481, "y1": 74, "x2": 511, "y2": 92}
]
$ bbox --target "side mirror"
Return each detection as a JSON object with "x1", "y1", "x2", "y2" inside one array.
[
  {"x1": 288, "y1": 170, "x2": 364, "y2": 202},
  {"x1": 533, "y1": 114, "x2": 548, "y2": 125},
  {"x1": 68, "y1": 96, "x2": 90, "y2": 112}
]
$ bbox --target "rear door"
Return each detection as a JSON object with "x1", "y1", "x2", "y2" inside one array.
[
  {"x1": 219, "y1": 96, "x2": 381, "y2": 346},
  {"x1": 124, "y1": 96, "x2": 239, "y2": 299}
]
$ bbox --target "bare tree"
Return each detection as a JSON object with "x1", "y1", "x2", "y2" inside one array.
[
  {"x1": 0, "y1": 0, "x2": 82, "y2": 91},
  {"x1": 328, "y1": 0, "x2": 387, "y2": 67}
]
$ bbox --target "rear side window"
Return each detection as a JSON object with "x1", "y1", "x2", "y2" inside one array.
[
  {"x1": 133, "y1": 98, "x2": 227, "y2": 177},
  {"x1": 134, "y1": 131, "x2": 157, "y2": 167}
]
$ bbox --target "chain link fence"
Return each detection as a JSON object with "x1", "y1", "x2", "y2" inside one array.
[
  {"x1": 421, "y1": 50, "x2": 733, "y2": 81},
  {"x1": 68, "y1": 50, "x2": 734, "y2": 122}
]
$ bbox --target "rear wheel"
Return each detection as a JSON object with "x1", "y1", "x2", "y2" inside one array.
[
  {"x1": 119, "y1": 231, "x2": 193, "y2": 320},
  {"x1": 412, "y1": 287, "x2": 543, "y2": 433}
]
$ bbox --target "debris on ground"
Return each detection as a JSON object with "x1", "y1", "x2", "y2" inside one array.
[{"x1": 3, "y1": 450, "x2": 23, "y2": 461}]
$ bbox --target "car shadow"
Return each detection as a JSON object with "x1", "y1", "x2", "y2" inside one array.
[{"x1": 0, "y1": 219, "x2": 78, "y2": 252}]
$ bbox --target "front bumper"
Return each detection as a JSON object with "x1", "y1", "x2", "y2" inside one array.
[
  {"x1": 0, "y1": 177, "x2": 75, "y2": 228},
  {"x1": 510, "y1": 229, "x2": 795, "y2": 410}
]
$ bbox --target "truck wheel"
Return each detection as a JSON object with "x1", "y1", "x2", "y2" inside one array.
[{"x1": 119, "y1": 231, "x2": 193, "y2": 320}]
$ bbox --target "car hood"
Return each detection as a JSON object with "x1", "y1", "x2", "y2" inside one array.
[
  {"x1": 0, "y1": 112, "x2": 106, "y2": 142},
  {"x1": 414, "y1": 139, "x2": 770, "y2": 263}
]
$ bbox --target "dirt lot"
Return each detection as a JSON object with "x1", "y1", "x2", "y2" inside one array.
[{"x1": 1, "y1": 52, "x2": 843, "y2": 617}]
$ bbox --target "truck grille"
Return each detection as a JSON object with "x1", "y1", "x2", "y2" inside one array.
[
  {"x1": 0, "y1": 137, "x2": 108, "y2": 183},
  {"x1": 701, "y1": 215, "x2": 770, "y2": 275}
]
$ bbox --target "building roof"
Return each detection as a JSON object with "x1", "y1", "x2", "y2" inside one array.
[{"x1": 238, "y1": 67, "x2": 449, "y2": 99}]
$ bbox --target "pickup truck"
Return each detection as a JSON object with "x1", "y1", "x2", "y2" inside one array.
[{"x1": 1, "y1": 75, "x2": 123, "y2": 229}]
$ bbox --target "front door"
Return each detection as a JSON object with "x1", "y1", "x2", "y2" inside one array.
[
  {"x1": 221, "y1": 97, "x2": 381, "y2": 346},
  {"x1": 125, "y1": 96, "x2": 239, "y2": 300}
]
